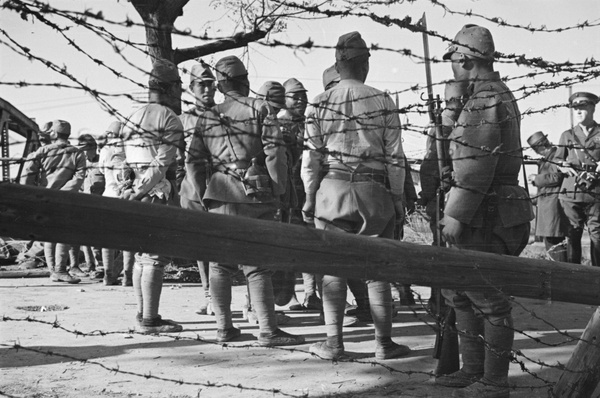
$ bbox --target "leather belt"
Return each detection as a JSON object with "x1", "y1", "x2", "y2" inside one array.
[
  {"x1": 216, "y1": 160, "x2": 251, "y2": 172},
  {"x1": 323, "y1": 170, "x2": 386, "y2": 184}
]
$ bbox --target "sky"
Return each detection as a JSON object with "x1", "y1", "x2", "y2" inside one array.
[{"x1": 1, "y1": 0, "x2": 599, "y2": 166}]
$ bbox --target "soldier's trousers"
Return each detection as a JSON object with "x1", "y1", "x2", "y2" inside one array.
[
  {"x1": 442, "y1": 222, "x2": 530, "y2": 382},
  {"x1": 560, "y1": 200, "x2": 600, "y2": 266},
  {"x1": 207, "y1": 201, "x2": 279, "y2": 334},
  {"x1": 314, "y1": 178, "x2": 397, "y2": 343}
]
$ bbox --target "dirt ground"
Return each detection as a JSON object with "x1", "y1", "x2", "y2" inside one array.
[{"x1": 0, "y1": 239, "x2": 598, "y2": 398}]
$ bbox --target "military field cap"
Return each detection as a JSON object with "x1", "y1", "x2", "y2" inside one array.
[
  {"x1": 257, "y1": 81, "x2": 286, "y2": 110},
  {"x1": 569, "y1": 92, "x2": 599, "y2": 107},
  {"x1": 150, "y1": 58, "x2": 180, "y2": 83},
  {"x1": 78, "y1": 133, "x2": 97, "y2": 149},
  {"x1": 215, "y1": 56, "x2": 248, "y2": 81},
  {"x1": 335, "y1": 31, "x2": 370, "y2": 61},
  {"x1": 190, "y1": 62, "x2": 216, "y2": 84},
  {"x1": 106, "y1": 121, "x2": 123, "y2": 136},
  {"x1": 48, "y1": 120, "x2": 71, "y2": 138},
  {"x1": 443, "y1": 24, "x2": 495, "y2": 61},
  {"x1": 527, "y1": 131, "x2": 549, "y2": 148},
  {"x1": 322, "y1": 64, "x2": 341, "y2": 90},
  {"x1": 283, "y1": 78, "x2": 307, "y2": 94}
]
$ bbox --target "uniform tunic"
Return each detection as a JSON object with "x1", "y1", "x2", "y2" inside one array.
[
  {"x1": 555, "y1": 123, "x2": 600, "y2": 202},
  {"x1": 122, "y1": 103, "x2": 183, "y2": 201},
  {"x1": 185, "y1": 91, "x2": 287, "y2": 206},
  {"x1": 20, "y1": 141, "x2": 85, "y2": 191},
  {"x1": 443, "y1": 71, "x2": 533, "y2": 316},
  {"x1": 532, "y1": 147, "x2": 567, "y2": 237}
]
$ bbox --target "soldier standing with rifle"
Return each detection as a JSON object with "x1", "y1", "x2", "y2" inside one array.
[
  {"x1": 434, "y1": 25, "x2": 534, "y2": 398},
  {"x1": 418, "y1": 14, "x2": 462, "y2": 377}
]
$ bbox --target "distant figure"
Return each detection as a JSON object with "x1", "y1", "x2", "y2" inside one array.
[
  {"x1": 68, "y1": 133, "x2": 105, "y2": 278},
  {"x1": 555, "y1": 92, "x2": 600, "y2": 266},
  {"x1": 179, "y1": 61, "x2": 217, "y2": 315},
  {"x1": 20, "y1": 120, "x2": 86, "y2": 284},
  {"x1": 527, "y1": 131, "x2": 568, "y2": 262}
]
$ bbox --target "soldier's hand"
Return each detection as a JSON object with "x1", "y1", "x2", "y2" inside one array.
[
  {"x1": 441, "y1": 215, "x2": 464, "y2": 245},
  {"x1": 120, "y1": 188, "x2": 141, "y2": 201},
  {"x1": 558, "y1": 162, "x2": 578, "y2": 177},
  {"x1": 527, "y1": 174, "x2": 537, "y2": 184},
  {"x1": 302, "y1": 194, "x2": 316, "y2": 225}
]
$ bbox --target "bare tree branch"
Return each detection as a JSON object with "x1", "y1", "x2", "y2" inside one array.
[{"x1": 173, "y1": 29, "x2": 268, "y2": 64}]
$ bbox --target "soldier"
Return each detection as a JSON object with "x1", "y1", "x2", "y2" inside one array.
[
  {"x1": 435, "y1": 25, "x2": 534, "y2": 398},
  {"x1": 279, "y1": 77, "x2": 323, "y2": 311},
  {"x1": 302, "y1": 31, "x2": 411, "y2": 361},
  {"x1": 120, "y1": 58, "x2": 184, "y2": 334},
  {"x1": 69, "y1": 134, "x2": 105, "y2": 278},
  {"x1": 527, "y1": 131, "x2": 568, "y2": 262},
  {"x1": 98, "y1": 121, "x2": 135, "y2": 286},
  {"x1": 555, "y1": 92, "x2": 600, "y2": 266},
  {"x1": 179, "y1": 62, "x2": 217, "y2": 315},
  {"x1": 20, "y1": 120, "x2": 86, "y2": 284},
  {"x1": 185, "y1": 55, "x2": 305, "y2": 347}
]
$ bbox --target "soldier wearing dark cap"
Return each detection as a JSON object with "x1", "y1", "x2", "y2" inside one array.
[
  {"x1": 179, "y1": 61, "x2": 217, "y2": 315},
  {"x1": 555, "y1": 91, "x2": 600, "y2": 266},
  {"x1": 20, "y1": 120, "x2": 86, "y2": 284},
  {"x1": 526, "y1": 132, "x2": 568, "y2": 262},
  {"x1": 435, "y1": 25, "x2": 534, "y2": 397},
  {"x1": 302, "y1": 31, "x2": 411, "y2": 361},
  {"x1": 121, "y1": 58, "x2": 184, "y2": 333},
  {"x1": 185, "y1": 55, "x2": 305, "y2": 346}
]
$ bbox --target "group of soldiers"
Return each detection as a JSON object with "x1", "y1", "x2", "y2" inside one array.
[{"x1": 17, "y1": 23, "x2": 600, "y2": 398}]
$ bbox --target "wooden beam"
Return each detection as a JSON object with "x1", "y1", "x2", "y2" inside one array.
[
  {"x1": 552, "y1": 307, "x2": 600, "y2": 398},
  {"x1": 1, "y1": 183, "x2": 599, "y2": 306}
]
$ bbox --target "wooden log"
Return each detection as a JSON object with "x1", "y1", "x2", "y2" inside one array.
[
  {"x1": 1, "y1": 183, "x2": 600, "y2": 305},
  {"x1": 552, "y1": 307, "x2": 600, "y2": 398}
]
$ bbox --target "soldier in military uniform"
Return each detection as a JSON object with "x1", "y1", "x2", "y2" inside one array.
[
  {"x1": 20, "y1": 120, "x2": 86, "y2": 284},
  {"x1": 434, "y1": 25, "x2": 534, "y2": 398},
  {"x1": 185, "y1": 55, "x2": 305, "y2": 347},
  {"x1": 302, "y1": 31, "x2": 411, "y2": 361},
  {"x1": 179, "y1": 62, "x2": 217, "y2": 315},
  {"x1": 555, "y1": 92, "x2": 600, "y2": 267},
  {"x1": 527, "y1": 131, "x2": 568, "y2": 262},
  {"x1": 120, "y1": 58, "x2": 184, "y2": 334}
]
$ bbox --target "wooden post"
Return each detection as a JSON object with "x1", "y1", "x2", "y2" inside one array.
[
  {"x1": 552, "y1": 307, "x2": 600, "y2": 398},
  {"x1": 1, "y1": 183, "x2": 600, "y2": 305}
]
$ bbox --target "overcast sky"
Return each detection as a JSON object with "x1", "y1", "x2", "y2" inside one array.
[{"x1": 1, "y1": 0, "x2": 599, "y2": 160}]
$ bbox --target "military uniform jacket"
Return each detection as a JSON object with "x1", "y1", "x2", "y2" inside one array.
[
  {"x1": 184, "y1": 91, "x2": 287, "y2": 205},
  {"x1": 532, "y1": 147, "x2": 566, "y2": 237},
  {"x1": 302, "y1": 79, "x2": 405, "y2": 197},
  {"x1": 444, "y1": 71, "x2": 533, "y2": 228},
  {"x1": 554, "y1": 122, "x2": 600, "y2": 202},
  {"x1": 20, "y1": 141, "x2": 85, "y2": 191},
  {"x1": 122, "y1": 103, "x2": 183, "y2": 198},
  {"x1": 81, "y1": 154, "x2": 105, "y2": 196}
]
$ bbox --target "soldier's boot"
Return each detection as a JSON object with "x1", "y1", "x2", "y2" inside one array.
[
  {"x1": 102, "y1": 248, "x2": 119, "y2": 286},
  {"x1": 398, "y1": 284, "x2": 416, "y2": 306},
  {"x1": 452, "y1": 316, "x2": 513, "y2": 398},
  {"x1": 210, "y1": 264, "x2": 235, "y2": 337},
  {"x1": 122, "y1": 251, "x2": 134, "y2": 287},
  {"x1": 44, "y1": 242, "x2": 55, "y2": 273},
  {"x1": 436, "y1": 308, "x2": 484, "y2": 387},
  {"x1": 247, "y1": 268, "x2": 304, "y2": 346},
  {"x1": 51, "y1": 243, "x2": 80, "y2": 284},
  {"x1": 310, "y1": 275, "x2": 346, "y2": 359},
  {"x1": 369, "y1": 280, "x2": 411, "y2": 360},
  {"x1": 567, "y1": 227, "x2": 584, "y2": 264}
]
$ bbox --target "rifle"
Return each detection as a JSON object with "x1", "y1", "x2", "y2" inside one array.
[{"x1": 418, "y1": 12, "x2": 460, "y2": 377}]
